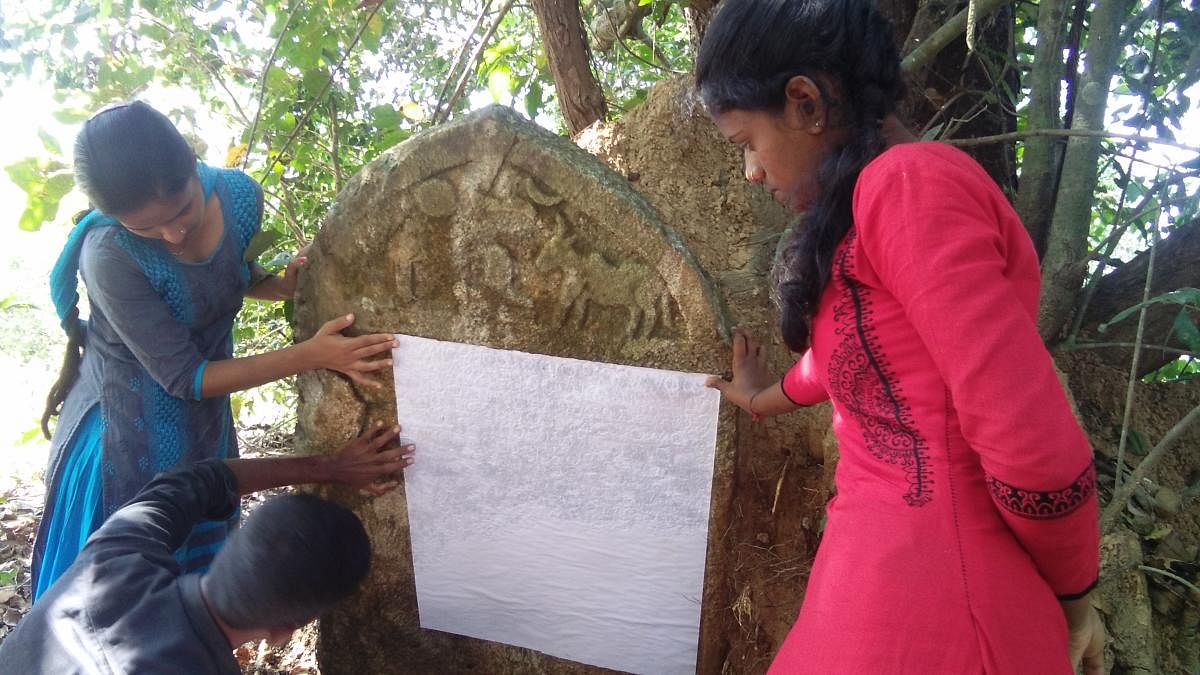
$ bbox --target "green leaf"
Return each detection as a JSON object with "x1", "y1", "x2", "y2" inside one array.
[
  {"x1": 1100, "y1": 288, "x2": 1200, "y2": 332},
  {"x1": 371, "y1": 104, "x2": 400, "y2": 128},
  {"x1": 38, "y1": 128, "x2": 61, "y2": 154},
  {"x1": 264, "y1": 67, "x2": 291, "y2": 96},
  {"x1": 1145, "y1": 523, "x2": 1173, "y2": 541},
  {"x1": 4, "y1": 157, "x2": 41, "y2": 191},
  {"x1": 41, "y1": 172, "x2": 75, "y2": 222},
  {"x1": 1127, "y1": 429, "x2": 1146, "y2": 455},
  {"x1": 524, "y1": 80, "x2": 543, "y2": 119},
  {"x1": 400, "y1": 102, "x2": 424, "y2": 122},
  {"x1": 244, "y1": 229, "x2": 282, "y2": 263},
  {"x1": 17, "y1": 426, "x2": 42, "y2": 446},
  {"x1": 18, "y1": 203, "x2": 46, "y2": 232},
  {"x1": 302, "y1": 67, "x2": 329, "y2": 94},
  {"x1": 487, "y1": 67, "x2": 513, "y2": 103},
  {"x1": 1172, "y1": 309, "x2": 1200, "y2": 353}
]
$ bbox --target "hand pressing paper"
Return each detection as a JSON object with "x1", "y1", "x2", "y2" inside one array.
[{"x1": 391, "y1": 335, "x2": 720, "y2": 675}]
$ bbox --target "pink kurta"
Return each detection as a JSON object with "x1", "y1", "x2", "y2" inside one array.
[{"x1": 772, "y1": 143, "x2": 1099, "y2": 674}]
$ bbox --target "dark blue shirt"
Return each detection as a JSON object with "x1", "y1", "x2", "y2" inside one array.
[{"x1": 2, "y1": 461, "x2": 240, "y2": 674}]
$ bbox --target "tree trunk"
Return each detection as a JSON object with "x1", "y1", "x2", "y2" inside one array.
[
  {"x1": 530, "y1": 0, "x2": 608, "y2": 135},
  {"x1": 1075, "y1": 217, "x2": 1200, "y2": 375},
  {"x1": 1013, "y1": 0, "x2": 1070, "y2": 258},
  {"x1": 683, "y1": 0, "x2": 719, "y2": 54},
  {"x1": 1037, "y1": 0, "x2": 1140, "y2": 342}
]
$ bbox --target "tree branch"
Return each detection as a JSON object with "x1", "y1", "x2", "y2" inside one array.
[
  {"x1": 945, "y1": 128, "x2": 1200, "y2": 153},
  {"x1": 1055, "y1": 342, "x2": 1192, "y2": 357},
  {"x1": 899, "y1": 0, "x2": 1009, "y2": 75},
  {"x1": 330, "y1": 97, "x2": 343, "y2": 193},
  {"x1": 244, "y1": 1, "x2": 304, "y2": 170},
  {"x1": 1013, "y1": 0, "x2": 1068, "y2": 257},
  {"x1": 142, "y1": 14, "x2": 253, "y2": 126},
  {"x1": 1114, "y1": 218, "x2": 1159, "y2": 493},
  {"x1": 1037, "y1": 0, "x2": 1143, "y2": 341},
  {"x1": 1102, "y1": 401, "x2": 1200, "y2": 531},
  {"x1": 433, "y1": 0, "x2": 494, "y2": 120},
  {"x1": 1139, "y1": 565, "x2": 1200, "y2": 596},
  {"x1": 434, "y1": 0, "x2": 516, "y2": 125},
  {"x1": 263, "y1": 0, "x2": 386, "y2": 179}
]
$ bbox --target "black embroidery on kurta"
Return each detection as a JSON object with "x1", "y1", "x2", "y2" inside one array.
[
  {"x1": 827, "y1": 229, "x2": 933, "y2": 507},
  {"x1": 986, "y1": 465, "x2": 1095, "y2": 520}
]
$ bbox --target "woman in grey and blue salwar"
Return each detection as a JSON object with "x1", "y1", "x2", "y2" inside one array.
[{"x1": 33, "y1": 101, "x2": 400, "y2": 601}]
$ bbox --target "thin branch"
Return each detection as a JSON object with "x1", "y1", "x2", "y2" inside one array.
[
  {"x1": 900, "y1": 0, "x2": 1009, "y2": 74},
  {"x1": 920, "y1": 89, "x2": 980, "y2": 138},
  {"x1": 1102, "y1": 401, "x2": 1200, "y2": 531},
  {"x1": 435, "y1": 0, "x2": 516, "y2": 125},
  {"x1": 946, "y1": 128, "x2": 1200, "y2": 153},
  {"x1": 263, "y1": 0, "x2": 386, "y2": 179},
  {"x1": 597, "y1": 0, "x2": 682, "y2": 75},
  {"x1": 433, "y1": 0, "x2": 495, "y2": 119},
  {"x1": 1114, "y1": 217, "x2": 1159, "y2": 493},
  {"x1": 1119, "y1": 0, "x2": 1161, "y2": 46},
  {"x1": 1055, "y1": 342, "x2": 1192, "y2": 357},
  {"x1": 330, "y1": 97, "x2": 343, "y2": 193},
  {"x1": 260, "y1": 185, "x2": 306, "y2": 245},
  {"x1": 279, "y1": 186, "x2": 309, "y2": 246},
  {"x1": 1066, "y1": 156, "x2": 1144, "y2": 344},
  {"x1": 244, "y1": 1, "x2": 304, "y2": 170},
  {"x1": 141, "y1": 14, "x2": 253, "y2": 126},
  {"x1": 1139, "y1": 565, "x2": 1200, "y2": 596}
]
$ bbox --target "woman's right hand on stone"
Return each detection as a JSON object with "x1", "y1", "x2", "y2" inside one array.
[
  {"x1": 301, "y1": 314, "x2": 398, "y2": 388},
  {"x1": 705, "y1": 329, "x2": 776, "y2": 414}
]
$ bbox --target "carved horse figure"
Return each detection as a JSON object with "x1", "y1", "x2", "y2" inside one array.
[{"x1": 534, "y1": 219, "x2": 673, "y2": 338}]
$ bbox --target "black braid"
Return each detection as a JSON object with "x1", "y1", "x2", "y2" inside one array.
[{"x1": 42, "y1": 304, "x2": 85, "y2": 439}]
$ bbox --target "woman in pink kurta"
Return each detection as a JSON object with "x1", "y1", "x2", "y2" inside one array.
[{"x1": 696, "y1": 0, "x2": 1104, "y2": 672}]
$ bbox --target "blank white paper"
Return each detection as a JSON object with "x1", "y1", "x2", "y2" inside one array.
[{"x1": 392, "y1": 335, "x2": 720, "y2": 675}]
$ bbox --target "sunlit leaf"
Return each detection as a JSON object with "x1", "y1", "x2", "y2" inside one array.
[
  {"x1": 487, "y1": 67, "x2": 512, "y2": 103},
  {"x1": 38, "y1": 129, "x2": 61, "y2": 154}
]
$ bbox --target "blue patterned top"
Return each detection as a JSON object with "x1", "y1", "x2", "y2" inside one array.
[{"x1": 45, "y1": 163, "x2": 263, "y2": 572}]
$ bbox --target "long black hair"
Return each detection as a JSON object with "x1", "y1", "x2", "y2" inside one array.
[
  {"x1": 696, "y1": 0, "x2": 905, "y2": 352},
  {"x1": 41, "y1": 101, "x2": 196, "y2": 438}
]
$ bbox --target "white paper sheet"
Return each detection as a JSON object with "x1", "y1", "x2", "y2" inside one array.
[{"x1": 392, "y1": 335, "x2": 720, "y2": 675}]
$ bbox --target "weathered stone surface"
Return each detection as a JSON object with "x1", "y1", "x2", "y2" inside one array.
[{"x1": 295, "y1": 105, "x2": 735, "y2": 674}]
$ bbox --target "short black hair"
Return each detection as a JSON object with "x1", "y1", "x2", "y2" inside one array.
[
  {"x1": 73, "y1": 100, "x2": 197, "y2": 216},
  {"x1": 204, "y1": 494, "x2": 371, "y2": 629}
]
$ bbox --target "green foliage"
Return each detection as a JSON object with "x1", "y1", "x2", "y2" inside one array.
[
  {"x1": 1099, "y1": 287, "x2": 1200, "y2": 331},
  {"x1": 1101, "y1": 287, "x2": 1200, "y2": 383},
  {"x1": 4, "y1": 157, "x2": 74, "y2": 232}
]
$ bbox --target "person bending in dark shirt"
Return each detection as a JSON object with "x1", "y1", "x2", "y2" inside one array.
[{"x1": 0, "y1": 422, "x2": 412, "y2": 674}]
